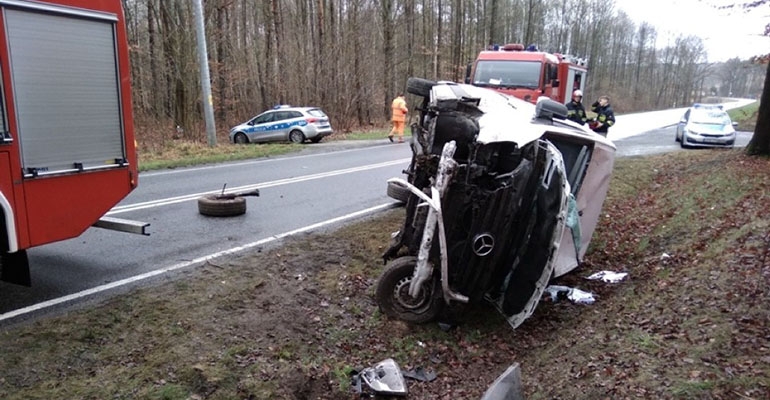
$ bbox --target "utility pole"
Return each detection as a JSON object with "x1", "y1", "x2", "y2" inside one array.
[{"x1": 192, "y1": 0, "x2": 216, "y2": 146}]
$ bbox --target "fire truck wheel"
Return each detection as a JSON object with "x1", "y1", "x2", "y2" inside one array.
[
  {"x1": 376, "y1": 256, "x2": 442, "y2": 324},
  {"x1": 406, "y1": 77, "x2": 435, "y2": 98},
  {"x1": 386, "y1": 181, "x2": 410, "y2": 204},
  {"x1": 198, "y1": 194, "x2": 247, "y2": 217}
]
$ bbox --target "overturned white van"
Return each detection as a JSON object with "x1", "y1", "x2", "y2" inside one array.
[{"x1": 379, "y1": 78, "x2": 615, "y2": 329}]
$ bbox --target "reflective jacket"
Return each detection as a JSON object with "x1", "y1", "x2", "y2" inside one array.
[
  {"x1": 590, "y1": 102, "x2": 615, "y2": 134},
  {"x1": 391, "y1": 96, "x2": 408, "y2": 122},
  {"x1": 566, "y1": 100, "x2": 587, "y2": 125}
]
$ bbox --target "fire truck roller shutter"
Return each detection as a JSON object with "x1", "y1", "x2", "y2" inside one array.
[{"x1": 4, "y1": 6, "x2": 124, "y2": 175}]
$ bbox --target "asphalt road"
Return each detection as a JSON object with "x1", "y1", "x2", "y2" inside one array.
[{"x1": 0, "y1": 125, "x2": 755, "y2": 323}]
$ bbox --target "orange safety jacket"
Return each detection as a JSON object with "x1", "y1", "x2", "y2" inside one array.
[{"x1": 391, "y1": 96, "x2": 408, "y2": 122}]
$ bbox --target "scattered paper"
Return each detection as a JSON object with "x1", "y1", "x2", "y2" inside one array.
[{"x1": 586, "y1": 270, "x2": 628, "y2": 283}]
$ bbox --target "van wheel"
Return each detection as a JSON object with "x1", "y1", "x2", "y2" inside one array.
[
  {"x1": 406, "y1": 77, "x2": 436, "y2": 98},
  {"x1": 289, "y1": 130, "x2": 305, "y2": 144},
  {"x1": 376, "y1": 256, "x2": 442, "y2": 324},
  {"x1": 198, "y1": 194, "x2": 247, "y2": 217},
  {"x1": 386, "y1": 181, "x2": 410, "y2": 204}
]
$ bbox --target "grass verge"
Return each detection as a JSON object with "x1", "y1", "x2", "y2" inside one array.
[
  {"x1": 137, "y1": 129, "x2": 397, "y2": 172},
  {"x1": 1, "y1": 149, "x2": 768, "y2": 399},
  {"x1": 728, "y1": 101, "x2": 760, "y2": 131}
]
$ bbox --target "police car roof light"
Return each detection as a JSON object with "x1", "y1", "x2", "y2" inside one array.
[{"x1": 693, "y1": 103, "x2": 723, "y2": 110}]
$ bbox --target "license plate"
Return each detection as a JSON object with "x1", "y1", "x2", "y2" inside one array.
[{"x1": 703, "y1": 138, "x2": 720, "y2": 143}]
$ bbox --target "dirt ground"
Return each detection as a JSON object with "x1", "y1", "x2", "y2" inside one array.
[{"x1": 0, "y1": 149, "x2": 768, "y2": 400}]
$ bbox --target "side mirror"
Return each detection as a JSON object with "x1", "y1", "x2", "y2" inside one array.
[
  {"x1": 732, "y1": 121, "x2": 739, "y2": 127},
  {"x1": 535, "y1": 97, "x2": 568, "y2": 120}
]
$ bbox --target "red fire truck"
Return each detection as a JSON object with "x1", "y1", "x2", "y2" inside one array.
[
  {"x1": 0, "y1": 0, "x2": 146, "y2": 286},
  {"x1": 464, "y1": 43, "x2": 588, "y2": 104}
]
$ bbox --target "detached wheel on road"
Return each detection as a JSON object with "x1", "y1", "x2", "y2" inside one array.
[
  {"x1": 198, "y1": 194, "x2": 247, "y2": 217},
  {"x1": 386, "y1": 181, "x2": 410, "y2": 204},
  {"x1": 376, "y1": 256, "x2": 443, "y2": 324}
]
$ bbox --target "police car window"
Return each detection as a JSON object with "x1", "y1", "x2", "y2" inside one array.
[
  {"x1": 307, "y1": 109, "x2": 326, "y2": 117},
  {"x1": 255, "y1": 113, "x2": 274, "y2": 124},
  {"x1": 288, "y1": 111, "x2": 302, "y2": 119},
  {"x1": 276, "y1": 111, "x2": 298, "y2": 120}
]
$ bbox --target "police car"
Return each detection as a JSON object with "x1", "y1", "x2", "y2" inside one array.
[
  {"x1": 675, "y1": 103, "x2": 737, "y2": 148},
  {"x1": 229, "y1": 105, "x2": 333, "y2": 144}
]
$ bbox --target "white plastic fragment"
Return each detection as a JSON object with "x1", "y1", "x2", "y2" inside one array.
[
  {"x1": 585, "y1": 270, "x2": 628, "y2": 283},
  {"x1": 568, "y1": 288, "x2": 595, "y2": 304},
  {"x1": 544, "y1": 285, "x2": 595, "y2": 305},
  {"x1": 661, "y1": 253, "x2": 671, "y2": 260}
]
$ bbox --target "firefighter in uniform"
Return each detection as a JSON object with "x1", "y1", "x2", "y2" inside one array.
[
  {"x1": 388, "y1": 93, "x2": 408, "y2": 143},
  {"x1": 590, "y1": 95, "x2": 615, "y2": 137},
  {"x1": 566, "y1": 89, "x2": 587, "y2": 125}
]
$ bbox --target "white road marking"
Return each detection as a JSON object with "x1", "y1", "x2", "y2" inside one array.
[
  {"x1": 0, "y1": 202, "x2": 400, "y2": 322},
  {"x1": 109, "y1": 158, "x2": 410, "y2": 215},
  {"x1": 141, "y1": 145, "x2": 400, "y2": 177}
]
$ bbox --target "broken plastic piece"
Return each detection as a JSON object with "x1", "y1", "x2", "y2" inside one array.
[
  {"x1": 354, "y1": 358, "x2": 408, "y2": 397},
  {"x1": 481, "y1": 363, "x2": 525, "y2": 400},
  {"x1": 544, "y1": 285, "x2": 595, "y2": 304},
  {"x1": 568, "y1": 287, "x2": 595, "y2": 304},
  {"x1": 585, "y1": 270, "x2": 628, "y2": 283},
  {"x1": 403, "y1": 366, "x2": 437, "y2": 382}
]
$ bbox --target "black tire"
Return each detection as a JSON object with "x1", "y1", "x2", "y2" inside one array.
[
  {"x1": 289, "y1": 130, "x2": 305, "y2": 144},
  {"x1": 376, "y1": 256, "x2": 443, "y2": 324},
  {"x1": 680, "y1": 137, "x2": 689, "y2": 149},
  {"x1": 406, "y1": 77, "x2": 436, "y2": 98},
  {"x1": 386, "y1": 181, "x2": 410, "y2": 204},
  {"x1": 198, "y1": 194, "x2": 247, "y2": 217},
  {"x1": 310, "y1": 136, "x2": 323, "y2": 143},
  {"x1": 234, "y1": 132, "x2": 249, "y2": 144}
]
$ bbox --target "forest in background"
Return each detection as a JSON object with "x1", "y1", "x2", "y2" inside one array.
[{"x1": 121, "y1": 0, "x2": 767, "y2": 140}]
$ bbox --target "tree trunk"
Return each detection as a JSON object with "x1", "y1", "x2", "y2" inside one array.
[
  {"x1": 746, "y1": 61, "x2": 770, "y2": 156},
  {"x1": 381, "y1": 0, "x2": 394, "y2": 119}
]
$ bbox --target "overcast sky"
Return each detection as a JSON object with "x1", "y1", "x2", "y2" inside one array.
[{"x1": 613, "y1": 0, "x2": 769, "y2": 62}]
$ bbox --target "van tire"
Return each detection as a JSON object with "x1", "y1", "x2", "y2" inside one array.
[
  {"x1": 386, "y1": 181, "x2": 410, "y2": 204},
  {"x1": 376, "y1": 256, "x2": 442, "y2": 324},
  {"x1": 406, "y1": 77, "x2": 436, "y2": 98}
]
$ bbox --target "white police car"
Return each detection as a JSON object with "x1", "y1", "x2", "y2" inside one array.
[
  {"x1": 675, "y1": 104, "x2": 737, "y2": 148},
  {"x1": 229, "y1": 105, "x2": 333, "y2": 144}
]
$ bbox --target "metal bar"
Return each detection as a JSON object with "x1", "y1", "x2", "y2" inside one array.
[{"x1": 93, "y1": 216, "x2": 150, "y2": 236}]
